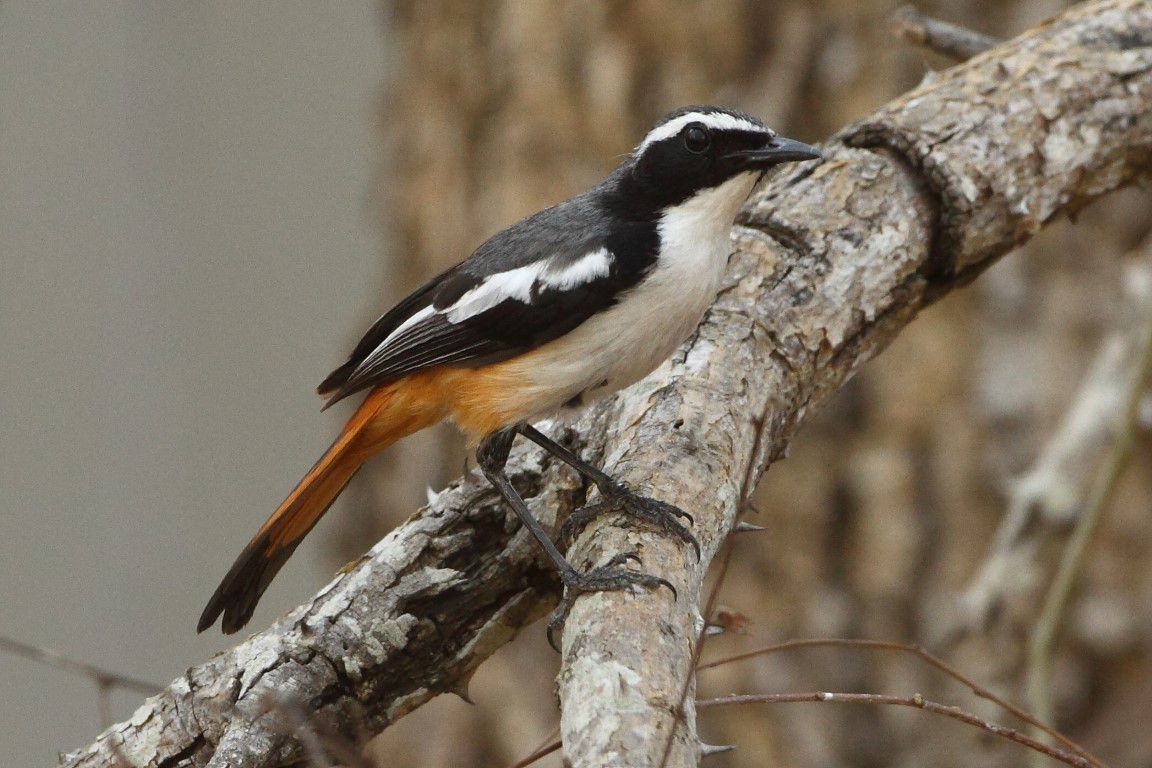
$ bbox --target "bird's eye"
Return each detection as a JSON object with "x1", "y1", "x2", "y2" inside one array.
[{"x1": 682, "y1": 124, "x2": 711, "y2": 153}]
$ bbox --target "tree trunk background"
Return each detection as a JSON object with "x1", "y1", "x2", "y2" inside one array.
[{"x1": 332, "y1": 1, "x2": 1152, "y2": 766}]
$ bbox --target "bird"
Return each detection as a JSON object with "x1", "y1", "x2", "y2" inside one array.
[{"x1": 197, "y1": 105, "x2": 820, "y2": 640}]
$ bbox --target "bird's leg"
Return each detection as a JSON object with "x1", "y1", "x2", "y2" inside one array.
[
  {"x1": 477, "y1": 428, "x2": 676, "y2": 651},
  {"x1": 516, "y1": 424, "x2": 699, "y2": 559}
]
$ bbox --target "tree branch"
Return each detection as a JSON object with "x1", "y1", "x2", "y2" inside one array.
[
  {"x1": 61, "y1": 1, "x2": 1152, "y2": 766},
  {"x1": 1025, "y1": 252, "x2": 1152, "y2": 757},
  {"x1": 558, "y1": 2, "x2": 1152, "y2": 764},
  {"x1": 892, "y1": 6, "x2": 1001, "y2": 62},
  {"x1": 959, "y1": 241, "x2": 1152, "y2": 638},
  {"x1": 0, "y1": 635, "x2": 162, "y2": 730}
]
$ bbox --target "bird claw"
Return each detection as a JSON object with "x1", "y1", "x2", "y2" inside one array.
[
  {"x1": 558, "y1": 484, "x2": 700, "y2": 560},
  {"x1": 546, "y1": 556, "x2": 677, "y2": 651}
]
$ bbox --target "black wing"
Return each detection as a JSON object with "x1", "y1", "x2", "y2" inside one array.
[
  {"x1": 317, "y1": 212, "x2": 659, "y2": 406},
  {"x1": 316, "y1": 271, "x2": 445, "y2": 398}
]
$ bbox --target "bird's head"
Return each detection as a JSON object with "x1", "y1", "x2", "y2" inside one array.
[{"x1": 615, "y1": 105, "x2": 821, "y2": 216}]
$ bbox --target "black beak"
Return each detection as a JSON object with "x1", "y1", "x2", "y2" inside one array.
[{"x1": 729, "y1": 136, "x2": 822, "y2": 167}]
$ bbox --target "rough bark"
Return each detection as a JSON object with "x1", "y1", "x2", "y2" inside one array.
[
  {"x1": 559, "y1": 3, "x2": 1152, "y2": 764},
  {"x1": 61, "y1": 1, "x2": 1152, "y2": 766}
]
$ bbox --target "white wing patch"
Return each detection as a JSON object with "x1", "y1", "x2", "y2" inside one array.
[
  {"x1": 637, "y1": 111, "x2": 772, "y2": 154},
  {"x1": 445, "y1": 247, "x2": 611, "y2": 323},
  {"x1": 356, "y1": 247, "x2": 613, "y2": 375},
  {"x1": 540, "y1": 247, "x2": 611, "y2": 290},
  {"x1": 445, "y1": 263, "x2": 542, "y2": 323},
  {"x1": 381, "y1": 305, "x2": 435, "y2": 345},
  {"x1": 356, "y1": 304, "x2": 435, "y2": 373}
]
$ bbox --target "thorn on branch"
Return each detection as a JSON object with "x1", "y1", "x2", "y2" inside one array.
[
  {"x1": 447, "y1": 671, "x2": 476, "y2": 704},
  {"x1": 705, "y1": 607, "x2": 751, "y2": 637},
  {"x1": 893, "y1": 6, "x2": 1001, "y2": 62},
  {"x1": 699, "y1": 741, "x2": 737, "y2": 759}
]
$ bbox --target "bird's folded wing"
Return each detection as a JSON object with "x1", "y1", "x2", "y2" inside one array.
[{"x1": 318, "y1": 246, "x2": 640, "y2": 406}]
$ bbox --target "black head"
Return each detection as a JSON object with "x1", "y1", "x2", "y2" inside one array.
[{"x1": 618, "y1": 105, "x2": 820, "y2": 211}]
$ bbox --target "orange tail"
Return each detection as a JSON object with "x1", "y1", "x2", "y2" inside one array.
[{"x1": 198, "y1": 380, "x2": 444, "y2": 634}]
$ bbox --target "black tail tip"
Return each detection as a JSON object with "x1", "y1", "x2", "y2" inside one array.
[
  {"x1": 197, "y1": 600, "x2": 251, "y2": 635},
  {"x1": 196, "y1": 599, "x2": 226, "y2": 634},
  {"x1": 197, "y1": 579, "x2": 258, "y2": 635}
]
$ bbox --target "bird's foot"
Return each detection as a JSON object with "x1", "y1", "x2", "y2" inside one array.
[
  {"x1": 558, "y1": 482, "x2": 700, "y2": 559},
  {"x1": 546, "y1": 553, "x2": 676, "y2": 651}
]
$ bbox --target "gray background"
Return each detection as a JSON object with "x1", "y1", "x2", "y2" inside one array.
[{"x1": 0, "y1": 4, "x2": 388, "y2": 763}]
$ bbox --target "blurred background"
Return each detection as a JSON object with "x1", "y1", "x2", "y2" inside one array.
[{"x1": 2, "y1": 2, "x2": 1150, "y2": 767}]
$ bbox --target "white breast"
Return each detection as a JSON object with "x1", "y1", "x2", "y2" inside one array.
[{"x1": 505, "y1": 171, "x2": 759, "y2": 417}]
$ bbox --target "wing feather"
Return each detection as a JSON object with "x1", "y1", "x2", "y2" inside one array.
[{"x1": 319, "y1": 216, "x2": 658, "y2": 407}]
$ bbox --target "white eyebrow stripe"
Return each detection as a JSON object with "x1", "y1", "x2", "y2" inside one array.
[{"x1": 637, "y1": 112, "x2": 772, "y2": 153}]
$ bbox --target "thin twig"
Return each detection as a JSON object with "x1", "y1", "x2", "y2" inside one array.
[
  {"x1": 948, "y1": 248, "x2": 1152, "y2": 749},
  {"x1": 698, "y1": 691, "x2": 1094, "y2": 768},
  {"x1": 893, "y1": 6, "x2": 1001, "y2": 61},
  {"x1": 0, "y1": 634, "x2": 161, "y2": 694},
  {"x1": 961, "y1": 263, "x2": 1152, "y2": 636},
  {"x1": 257, "y1": 694, "x2": 375, "y2": 768},
  {"x1": 508, "y1": 738, "x2": 562, "y2": 768},
  {"x1": 0, "y1": 633, "x2": 162, "y2": 728},
  {"x1": 696, "y1": 637, "x2": 1102, "y2": 768},
  {"x1": 507, "y1": 725, "x2": 561, "y2": 768},
  {"x1": 1027, "y1": 261, "x2": 1152, "y2": 757},
  {"x1": 658, "y1": 528, "x2": 740, "y2": 768}
]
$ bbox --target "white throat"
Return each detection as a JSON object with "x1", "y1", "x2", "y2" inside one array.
[
  {"x1": 487, "y1": 171, "x2": 761, "y2": 420},
  {"x1": 655, "y1": 171, "x2": 760, "y2": 288}
]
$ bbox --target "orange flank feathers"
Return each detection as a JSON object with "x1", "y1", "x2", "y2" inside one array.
[
  {"x1": 198, "y1": 361, "x2": 542, "y2": 634},
  {"x1": 198, "y1": 374, "x2": 446, "y2": 634}
]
